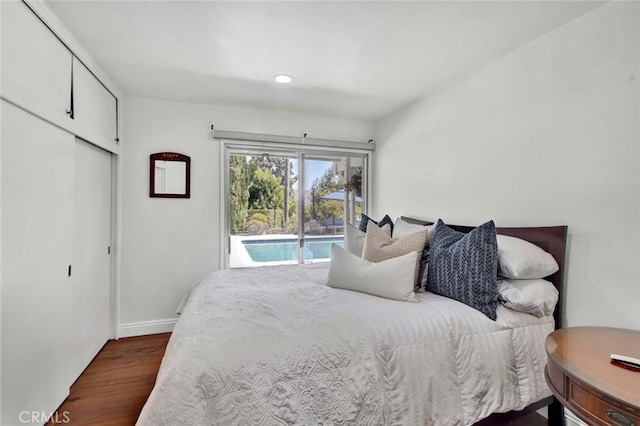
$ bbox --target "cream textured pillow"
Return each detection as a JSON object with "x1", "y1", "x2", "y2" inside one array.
[
  {"x1": 328, "y1": 245, "x2": 418, "y2": 302},
  {"x1": 345, "y1": 223, "x2": 391, "y2": 257},
  {"x1": 362, "y1": 222, "x2": 428, "y2": 286}
]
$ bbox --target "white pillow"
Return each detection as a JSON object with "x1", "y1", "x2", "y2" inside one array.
[
  {"x1": 344, "y1": 223, "x2": 390, "y2": 257},
  {"x1": 393, "y1": 217, "x2": 432, "y2": 240},
  {"x1": 328, "y1": 244, "x2": 417, "y2": 302},
  {"x1": 496, "y1": 234, "x2": 559, "y2": 279},
  {"x1": 497, "y1": 278, "x2": 559, "y2": 317}
]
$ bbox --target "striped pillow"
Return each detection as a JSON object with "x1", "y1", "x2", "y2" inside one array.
[{"x1": 362, "y1": 222, "x2": 428, "y2": 288}]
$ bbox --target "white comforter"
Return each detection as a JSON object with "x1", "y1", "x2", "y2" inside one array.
[{"x1": 138, "y1": 264, "x2": 553, "y2": 426}]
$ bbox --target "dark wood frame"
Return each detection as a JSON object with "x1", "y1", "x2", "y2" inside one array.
[
  {"x1": 401, "y1": 216, "x2": 568, "y2": 426},
  {"x1": 149, "y1": 152, "x2": 191, "y2": 198}
]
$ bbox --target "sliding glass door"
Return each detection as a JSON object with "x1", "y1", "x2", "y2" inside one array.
[
  {"x1": 227, "y1": 150, "x2": 299, "y2": 267},
  {"x1": 225, "y1": 145, "x2": 367, "y2": 268},
  {"x1": 301, "y1": 155, "x2": 363, "y2": 262}
]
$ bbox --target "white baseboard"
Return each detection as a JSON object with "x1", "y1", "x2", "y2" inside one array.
[
  {"x1": 564, "y1": 408, "x2": 588, "y2": 426},
  {"x1": 118, "y1": 318, "x2": 178, "y2": 338}
]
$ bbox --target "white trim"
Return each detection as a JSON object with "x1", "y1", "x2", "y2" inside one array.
[
  {"x1": 564, "y1": 408, "x2": 588, "y2": 426},
  {"x1": 297, "y1": 151, "x2": 306, "y2": 264},
  {"x1": 219, "y1": 142, "x2": 229, "y2": 269},
  {"x1": 113, "y1": 140, "x2": 123, "y2": 339},
  {"x1": 109, "y1": 154, "x2": 119, "y2": 339},
  {"x1": 365, "y1": 150, "x2": 373, "y2": 216},
  {"x1": 118, "y1": 318, "x2": 178, "y2": 338},
  {"x1": 214, "y1": 130, "x2": 375, "y2": 151}
]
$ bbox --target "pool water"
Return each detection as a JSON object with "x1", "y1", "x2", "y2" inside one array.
[{"x1": 243, "y1": 237, "x2": 344, "y2": 262}]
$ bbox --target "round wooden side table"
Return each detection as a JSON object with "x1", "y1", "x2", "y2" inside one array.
[{"x1": 545, "y1": 327, "x2": 640, "y2": 426}]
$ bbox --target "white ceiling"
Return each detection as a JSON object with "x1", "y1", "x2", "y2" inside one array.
[{"x1": 46, "y1": 1, "x2": 604, "y2": 121}]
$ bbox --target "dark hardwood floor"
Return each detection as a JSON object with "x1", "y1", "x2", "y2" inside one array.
[
  {"x1": 47, "y1": 332, "x2": 546, "y2": 425},
  {"x1": 47, "y1": 333, "x2": 171, "y2": 426}
]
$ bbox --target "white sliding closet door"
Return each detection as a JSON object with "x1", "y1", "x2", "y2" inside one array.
[
  {"x1": 70, "y1": 139, "x2": 112, "y2": 383},
  {"x1": 1, "y1": 101, "x2": 74, "y2": 425}
]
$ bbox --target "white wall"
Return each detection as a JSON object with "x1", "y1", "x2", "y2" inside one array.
[
  {"x1": 373, "y1": 2, "x2": 640, "y2": 329},
  {"x1": 120, "y1": 97, "x2": 373, "y2": 333}
]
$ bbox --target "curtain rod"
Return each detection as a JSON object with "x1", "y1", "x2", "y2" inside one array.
[{"x1": 212, "y1": 128, "x2": 376, "y2": 151}]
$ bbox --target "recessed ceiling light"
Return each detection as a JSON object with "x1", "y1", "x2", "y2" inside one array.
[{"x1": 274, "y1": 74, "x2": 293, "y2": 84}]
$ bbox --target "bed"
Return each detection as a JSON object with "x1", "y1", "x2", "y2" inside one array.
[{"x1": 138, "y1": 218, "x2": 567, "y2": 426}]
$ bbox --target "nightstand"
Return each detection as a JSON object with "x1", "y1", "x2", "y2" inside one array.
[{"x1": 545, "y1": 327, "x2": 640, "y2": 426}]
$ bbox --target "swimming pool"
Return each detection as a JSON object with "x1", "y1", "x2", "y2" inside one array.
[{"x1": 242, "y1": 237, "x2": 344, "y2": 262}]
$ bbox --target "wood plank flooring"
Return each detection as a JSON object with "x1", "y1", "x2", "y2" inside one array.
[
  {"x1": 46, "y1": 333, "x2": 170, "y2": 426},
  {"x1": 47, "y1": 332, "x2": 547, "y2": 425}
]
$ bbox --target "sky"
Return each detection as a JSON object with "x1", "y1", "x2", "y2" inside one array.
[{"x1": 290, "y1": 159, "x2": 334, "y2": 190}]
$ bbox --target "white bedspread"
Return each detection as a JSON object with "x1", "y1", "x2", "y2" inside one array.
[{"x1": 138, "y1": 264, "x2": 553, "y2": 426}]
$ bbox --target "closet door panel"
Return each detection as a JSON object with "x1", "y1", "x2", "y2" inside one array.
[
  {"x1": 73, "y1": 57, "x2": 118, "y2": 143},
  {"x1": 1, "y1": 101, "x2": 74, "y2": 425},
  {"x1": 0, "y1": 1, "x2": 72, "y2": 115},
  {"x1": 70, "y1": 139, "x2": 112, "y2": 382}
]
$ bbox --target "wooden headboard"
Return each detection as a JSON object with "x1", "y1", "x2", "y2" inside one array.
[{"x1": 401, "y1": 216, "x2": 568, "y2": 329}]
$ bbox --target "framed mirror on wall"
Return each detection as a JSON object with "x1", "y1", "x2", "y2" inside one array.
[{"x1": 149, "y1": 152, "x2": 191, "y2": 198}]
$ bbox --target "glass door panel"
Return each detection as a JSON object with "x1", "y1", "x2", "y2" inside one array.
[
  {"x1": 302, "y1": 155, "x2": 365, "y2": 263},
  {"x1": 228, "y1": 151, "x2": 299, "y2": 267}
]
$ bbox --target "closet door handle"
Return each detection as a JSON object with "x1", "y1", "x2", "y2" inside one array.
[{"x1": 68, "y1": 54, "x2": 74, "y2": 119}]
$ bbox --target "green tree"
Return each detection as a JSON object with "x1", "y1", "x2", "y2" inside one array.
[
  {"x1": 248, "y1": 168, "x2": 285, "y2": 211},
  {"x1": 307, "y1": 167, "x2": 345, "y2": 221},
  {"x1": 230, "y1": 156, "x2": 250, "y2": 233},
  {"x1": 250, "y1": 156, "x2": 290, "y2": 181},
  {"x1": 230, "y1": 154, "x2": 298, "y2": 232},
  {"x1": 250, "y1": 156, "x2": 297, "y2": 223}
]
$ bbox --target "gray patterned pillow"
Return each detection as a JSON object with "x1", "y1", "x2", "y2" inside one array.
[{"x1": 426, "y1": 219, "x2": 499, "y2": 320}]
